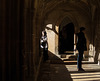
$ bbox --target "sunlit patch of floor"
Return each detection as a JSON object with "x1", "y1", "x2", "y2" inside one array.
[
  {"x1": 70, "y1": 72, "x2": 100, "y2": 81},
  {"x1": 66, "y1": 64, "x2": 100, "y2": 81}
]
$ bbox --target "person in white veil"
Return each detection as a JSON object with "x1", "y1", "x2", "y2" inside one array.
[{"x1": 40, "y1": 30, "x2": 48, "y2": 61}]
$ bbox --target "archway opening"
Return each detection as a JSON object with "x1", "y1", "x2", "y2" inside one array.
[{"x1": 59, "y1": 22, "x2": 75, "y2": 54}]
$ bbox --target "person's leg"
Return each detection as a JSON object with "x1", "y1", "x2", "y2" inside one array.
[
  {"x1": 45, "y1": 48, "x2": 48, "y2": 60},
  {"x1": 43, "y1": 48, "x2": 48, "y2": 61},
  {"x1": 43, "y1": 48, "x2": 46, "y2": 61},
  {"x1": 77, "y1": 53, "x2": 81, "y2": 69},
  {"x1": 80, "y1": 51, "x2": 84, "y2": 69},
  {"x1": 77, "y1": 50, "x2": 84, "y2": 70}
]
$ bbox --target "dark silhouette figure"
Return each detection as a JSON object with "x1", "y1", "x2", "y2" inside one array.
[
  {"x1": 40, "y1": 30, "x2": 48, "y2": 61},
  {"x1": 76, "y1": 27, "x2": 87, "y2": 71}
]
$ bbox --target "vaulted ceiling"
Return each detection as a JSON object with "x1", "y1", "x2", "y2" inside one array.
[{"x1": 35, "y1": 0, "x2": 100, "y2": 42}]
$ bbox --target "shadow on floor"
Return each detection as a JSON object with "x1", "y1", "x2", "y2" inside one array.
[{"x1": 37, "y1": 51, "x2": 73, "y2": 81}]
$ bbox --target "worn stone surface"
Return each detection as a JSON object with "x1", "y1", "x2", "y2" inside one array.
[{"x1": 38, "y1": 53, "x2": 100, "y2": 81}]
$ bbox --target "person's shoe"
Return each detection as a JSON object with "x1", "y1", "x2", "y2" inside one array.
[{"x1": 78, "y1": 68, "x2": 85, "y2": 71}]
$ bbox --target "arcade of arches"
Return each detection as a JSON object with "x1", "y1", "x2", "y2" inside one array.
[{"x1": 1, "y1": 0, "x2": 100, "y2": 81}]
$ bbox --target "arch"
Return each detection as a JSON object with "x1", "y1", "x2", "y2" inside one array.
[
  {"x1": 59, "y1": 22, "x2": 75, "y2": 54},
  {"x1": 42, "y1": 1, "x2": 92, "y2": 59}
]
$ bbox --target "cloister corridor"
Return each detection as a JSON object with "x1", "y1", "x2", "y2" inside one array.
[{"x1": 1, "y1": 0, "x2": 100, "y2": 81}]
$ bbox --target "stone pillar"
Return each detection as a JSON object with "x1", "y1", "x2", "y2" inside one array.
[
  {"x1": 98, "y1": 53, "x2": 100, "y2": 65},
  {"x1": 0, "y1": 0, "x2": 6, "y2": 81},
  {"x1": 88, "y1": 44, "x2": 95, "y2": 62}
]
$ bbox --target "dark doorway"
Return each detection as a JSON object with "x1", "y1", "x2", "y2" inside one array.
[{"x1": 59, "y1": 23, "x2": 74, "y2": 54}]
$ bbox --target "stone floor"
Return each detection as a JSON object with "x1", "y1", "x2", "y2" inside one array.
[{"x1": 38, "y1": 53, "x2": 100, "y2": 81}]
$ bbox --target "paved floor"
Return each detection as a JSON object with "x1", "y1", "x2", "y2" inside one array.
[{"x1": 38, "y1": 53, "x2": 100, "y2": 81}]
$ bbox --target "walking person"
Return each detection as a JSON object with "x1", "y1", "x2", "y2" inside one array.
[
  {"x1": 76, "y1": 27, "x2": 87, "y2": 71},
  {"x1": 40, "y1": 30, "x2": 48, "y2": 61}
]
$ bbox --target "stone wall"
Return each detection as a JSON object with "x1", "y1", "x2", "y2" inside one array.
[{"x1": 0, "y1": 0, "x2": 43, "y2": 81}]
